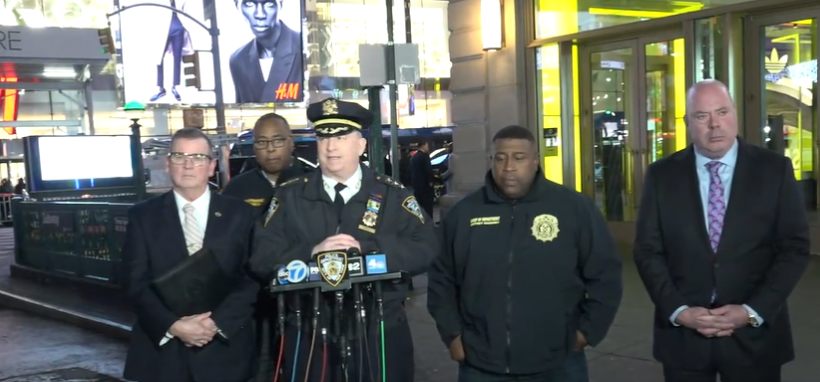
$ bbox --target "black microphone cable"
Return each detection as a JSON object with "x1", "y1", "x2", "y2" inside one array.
[
  {"x1": 374, "y1": 281, "x2": 386, "y2": 382},
  {"x1": 335, "y1": 290, "x2": 349, "y2": 382},
  {"x1": 303, "y1": 288, "x2": 321, "y2": 382},
  {"x1": 274, "y1": 291, "x2": 286, "y2": 382},
  {"x1": 320, "y1": 327, "x2": 328, "y2": 382},
  {"x1": 289, "y1": 293, "x2": 303, "y2": 382},
  {"x1": 359, "y1": 287, "x2": 375, "y2": 382},
  {"x1": 352, "y1": 282, "x2": 364, "y2": 382}
]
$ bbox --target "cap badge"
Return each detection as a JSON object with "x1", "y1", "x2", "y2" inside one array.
[{"x1": 322, "y1": 99, "x2": 338, "y2": 115}]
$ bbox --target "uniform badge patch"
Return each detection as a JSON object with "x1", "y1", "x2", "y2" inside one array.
[
  {"x1": 244, "y1": 198, "x2": 265, "y2": 207},
  {"x1": 531, "y1": 214, "x2": 560, "y2": 242},
  {"x1": 402, "y1": 196, "x2": 425, "y2": 224},
  {"x1": 317, "y1": 251, "x2": 348, "y2": 287},
  {"x1": 263, "y1": 197, "x2": 280, "y2": 227}
]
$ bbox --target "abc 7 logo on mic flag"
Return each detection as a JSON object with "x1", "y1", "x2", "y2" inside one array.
[{"x1": 285, "y1": 260, "x2": 308, "y2": 283}]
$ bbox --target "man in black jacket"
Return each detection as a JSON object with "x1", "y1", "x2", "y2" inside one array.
[
  {"x1": 427, "y1": 125, "x2": 623, "y2": 382},
  {"x1": 410, "y1": 139, "x2": 435, "y2": 217},
  {"x1": 250, "y1": 98, "x2": 437, "y2": 382},
  {"x1": 221, "y1": 113, "x2": 307, "y2": 382}
]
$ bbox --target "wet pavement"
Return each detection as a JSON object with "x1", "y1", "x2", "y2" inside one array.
[
  {"x1": 0, "y1": 308, "x2": 125, "y2": 381},
  {"x1": 1, "y1": 225, "x2": 820, "y2": 381}
]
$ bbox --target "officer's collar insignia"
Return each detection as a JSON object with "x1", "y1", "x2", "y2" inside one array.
[
  {"x1": 377, "y1": 175, "x2": 404, "y2": 189},
  {"x1": 322, "y1": 99, "x2": 338, "y2": 115},
  {"x1": 244, "y1": 198, "x2": 266, "y2": 207},
  {"x1": 401, "y1": 195, "x2": 425, "y2": 224},
  {"x1": 317, "y1": 251, "x2": 348, "y2": 287},
  {"x1": 531, "y1": 214, "x2": 560, "y2": 242},
  {"x1": 263, "y1": 197, "x2": 280, "y2": 227}
]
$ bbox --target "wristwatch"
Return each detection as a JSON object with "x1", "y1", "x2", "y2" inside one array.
[{"x1": 747, "y1": 311, "x2": 761, "y2": 327}]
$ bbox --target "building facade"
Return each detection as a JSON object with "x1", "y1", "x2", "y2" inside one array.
[
  {"x1": 1, "y1": 0, "x2": 452, "y2": 136},
  {"x1": 444, "y1": 0, "x2": 820, "y2": 249}
]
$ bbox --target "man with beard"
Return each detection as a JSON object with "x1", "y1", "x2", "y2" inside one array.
[
  {"x1": 221, "y1": 113, "x2": 307, "y2": 382},
  {"x1": 229, "y1": 0, "x2": 304, "y2": 103}
]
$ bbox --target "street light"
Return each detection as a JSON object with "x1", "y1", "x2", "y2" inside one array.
[
  {"x1": 107, "y1": 5, "x2": 230, "y2": 187},
  {"x1": 123, "y1": 100, "x2": 147, "y2": 198}
]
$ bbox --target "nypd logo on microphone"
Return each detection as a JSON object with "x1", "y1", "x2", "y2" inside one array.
[{"x1": 286, "y1": 260, "x2": 308, "y2": 283}]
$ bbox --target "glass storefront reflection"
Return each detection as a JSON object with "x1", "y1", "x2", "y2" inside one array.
[{"x1": 760, "y1": 19, "x2": 817, "y2": 211}]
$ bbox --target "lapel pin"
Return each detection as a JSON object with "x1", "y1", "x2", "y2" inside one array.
[{"x1": 214, "y1": 212, "x2": 222, "y2": 217}]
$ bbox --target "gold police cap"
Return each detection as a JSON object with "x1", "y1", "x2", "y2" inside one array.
[{"x1": 307, "y1": 98, "x2": 374, "y2": 137}]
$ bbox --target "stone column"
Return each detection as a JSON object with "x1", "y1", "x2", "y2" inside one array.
[{"x1": 440, "y1": 0, "x2": 530, "y2": 213}]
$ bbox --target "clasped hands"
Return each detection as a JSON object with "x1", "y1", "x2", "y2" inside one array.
[
  {"x1": 675, "y1": 305, "x2": 749, "y2": 338},
  {"x1": 169, "y1": 312, "x2": 219, "y2": 348},
  {"x1": 311, "y1": 234, "x2": 362, "y2": 256}
]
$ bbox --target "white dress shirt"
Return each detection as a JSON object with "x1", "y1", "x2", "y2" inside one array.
[
  {"x1": 322, "y1": 166, "x2": 363, "y2": 204},
  {"x1": 160, "y1": 189, "x2": 211, "y2": 346}
]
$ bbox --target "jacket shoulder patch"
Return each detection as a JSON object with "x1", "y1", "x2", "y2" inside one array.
[{"x1": 375, "y1": 175, "x2": 404, "y2": 189}]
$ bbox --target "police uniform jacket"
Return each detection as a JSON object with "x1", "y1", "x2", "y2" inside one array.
[
  {"x1": 221, "y1": 159, "x2": 308, "y2": 218},
  {"x1": 250, "y1": 165, "x2": 438, "y2": 329},
  {"x1": 426, "y1": 170, "x2": 623, "y2": 375}
]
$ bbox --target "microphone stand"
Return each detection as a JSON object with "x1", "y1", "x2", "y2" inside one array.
[
  {"x1": 374, "y1": 282, "x2": 386, "y2": 382},
  {"x1": 360, "y1": 288, "x2": 374, "y2": 382},
  {"x1": 334, "y1": 290, "x2": 349, "y2": 382},
  {"x1": 303, "y1": 288, "x2": 321, "y2": 382},
  {"x1": 290, "y1": 294, "x2": 303, "y2": 382},
  {"x1": 273, "y1": 292, "x2": 286, "y2": 382},
  {"x1": 352, "y1": 283, "x2": 365, "y2": 382}
]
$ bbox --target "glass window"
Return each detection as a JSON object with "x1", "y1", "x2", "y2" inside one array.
[
  {"x1": 1, "y1": 0, "x2": 110, "y2": 27},
  {"x1": 694, "y1": 17, "x2": 724, "y2": 82},
  {"x1": 535, "y1": 0, "x2": 763, "y2": 40}
]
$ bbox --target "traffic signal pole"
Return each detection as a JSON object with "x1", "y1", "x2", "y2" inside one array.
[{"x1": 107, "y1": 3, "x2": 230, "y2": 185}]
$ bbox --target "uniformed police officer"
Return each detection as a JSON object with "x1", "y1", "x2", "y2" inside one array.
[
  {"x1": 250, "y1": 98, "x2": 437, "y2": 382},
  {"x1": 427, "y1": 125, "x2": 623, "y2": 382}
]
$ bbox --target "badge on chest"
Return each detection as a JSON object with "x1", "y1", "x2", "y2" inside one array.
[
  {"x1": 531, "y1": 214, "x2": 560, "y2": 242},
  {"x1": 358, "y1": 193, "x2": 383, "y2": 234}
]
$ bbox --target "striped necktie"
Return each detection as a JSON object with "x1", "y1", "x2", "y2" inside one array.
[{"x1": 182, "y1": 203, "x2": 203, "y2": 255}]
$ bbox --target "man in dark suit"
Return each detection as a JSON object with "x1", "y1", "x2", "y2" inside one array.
[
  {"x1": 229, "y1": 0, "x2": 304, "y2": 103},
  {"x1": 409, "y1": 139, "x2": 435, "y2": 218},
  {"x1": 633, "y1": 79, "x2": 810, "y2": 382},
  {"x1": 122, "y1": 128, "x2": 259, "y2": 382}
]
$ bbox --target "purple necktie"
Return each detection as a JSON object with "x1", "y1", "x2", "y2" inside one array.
[{"x1": 706, "y1": 161, "x2": 726, "y2": 253}]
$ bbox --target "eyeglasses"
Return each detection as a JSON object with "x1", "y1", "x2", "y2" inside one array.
[
  {"x1": 254, "y1": 138, "x2": 288, "y2": 149},
  {"x1": 168, "y1": 152, "x2": 212, "y2": 167}
]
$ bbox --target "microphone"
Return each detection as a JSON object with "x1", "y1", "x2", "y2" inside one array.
[
  {"x1": 347, "y1": 256, "x2": 364, "y2": 277},
  {"x1": 365, "y1": 253, "x2": 387, "y2": 275},
  {"x1": 285, "y1": 260, "x2": 309, "y2": 284},
  {"x1": 308, "y1": 262, "x2": 321, "y2": 282}
]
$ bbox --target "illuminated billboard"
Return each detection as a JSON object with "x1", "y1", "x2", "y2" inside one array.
[{"x1": 118, "y1": 0, "x2": 305, "y2": 105}]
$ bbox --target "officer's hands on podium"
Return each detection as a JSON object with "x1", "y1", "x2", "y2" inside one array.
[{"x1": 311, "y1": 234, "x2": 362, "y2": 257}]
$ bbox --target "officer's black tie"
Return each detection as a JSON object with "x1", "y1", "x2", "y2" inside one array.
[{"x1": 334, "y1": 183, "x2": 347, "y2": 217}]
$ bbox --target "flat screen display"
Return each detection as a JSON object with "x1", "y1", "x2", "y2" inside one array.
[
  {"x1": 118, "y1": 0, "x2": 306, "y2": 105},
  {"x1": 38, "y1": 136, "x2": 134, "y2": 181},
  {"x1": 25, "y1": 135, "x2": 139, "y2": 193}
]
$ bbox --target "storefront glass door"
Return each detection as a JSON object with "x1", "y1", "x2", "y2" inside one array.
[
  {"x1": 580, "y1": 32, "x2": 686, "y2": 222},
  {"x1": 746, "y1": 11, "x2": 819, "y2": 215}
]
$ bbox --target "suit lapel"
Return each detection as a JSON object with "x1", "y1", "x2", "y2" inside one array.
[
  {"x1": 203, "y1": 193, "x2": 228, "y2": 251},
  {"x1": 716, "y1": 141, "x2": 755, "y2": 255},
  {"x1": 246, "y1": 43, "x2": 267, "y2": 101},
  {"x1": 679, "y1": 147, "x2": 713, "y2": 251},
  {"x1": 160, "y1": 191, "x2": 189, "y2": 264}
]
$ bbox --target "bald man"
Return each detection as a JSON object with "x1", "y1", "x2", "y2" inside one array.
[{"x1": 633, "y1": 79, "x2": 809, "y2": 382}]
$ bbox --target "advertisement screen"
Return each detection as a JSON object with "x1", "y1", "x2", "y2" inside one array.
[
  {"x1": 39, "y1": 136, "x2": 135, "y2": 181},
  {"x1": 118, "y1": 0, "x2": 305, "y2": 105}
]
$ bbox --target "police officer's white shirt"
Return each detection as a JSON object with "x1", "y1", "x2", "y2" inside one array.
[
  {"x1": 322, "y1": 166, "x2": 362, "y2": 204},
  {"x1": 160, "y1": 189, "x2": 211, "y2": 346}
]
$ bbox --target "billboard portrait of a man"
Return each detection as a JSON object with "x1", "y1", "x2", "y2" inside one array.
[{"x1": 229, "y1": 0, "x2": 305, "y2": 103}]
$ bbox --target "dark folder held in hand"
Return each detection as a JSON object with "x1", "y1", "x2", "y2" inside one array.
[{"x1": 151, "y1": 247, "x2": 234, "y2": 342}]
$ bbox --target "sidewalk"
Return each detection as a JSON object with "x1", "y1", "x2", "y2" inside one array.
[{"x1": 3, "y1": 226, "x2": 820, "y2": 381}]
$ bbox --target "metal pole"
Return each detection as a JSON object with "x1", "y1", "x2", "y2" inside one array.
[
  {"x1": 366, "y1": 86, "x2": 384, "y2": 174},
  {"x1": 208, "y1": 13, "x2": 231, "y2": 186},
  {"x1": 385, "y1": 0, "x2": 400, "y2": 178}
]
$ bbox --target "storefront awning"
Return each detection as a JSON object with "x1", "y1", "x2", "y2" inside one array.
[{"x1": 0, "y1": 26, "x2": 110, "y2": 86}]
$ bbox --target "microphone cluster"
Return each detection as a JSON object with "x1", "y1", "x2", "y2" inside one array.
[{"x1": 270, "y1": 253, "x2": 404, "y2": 293}]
